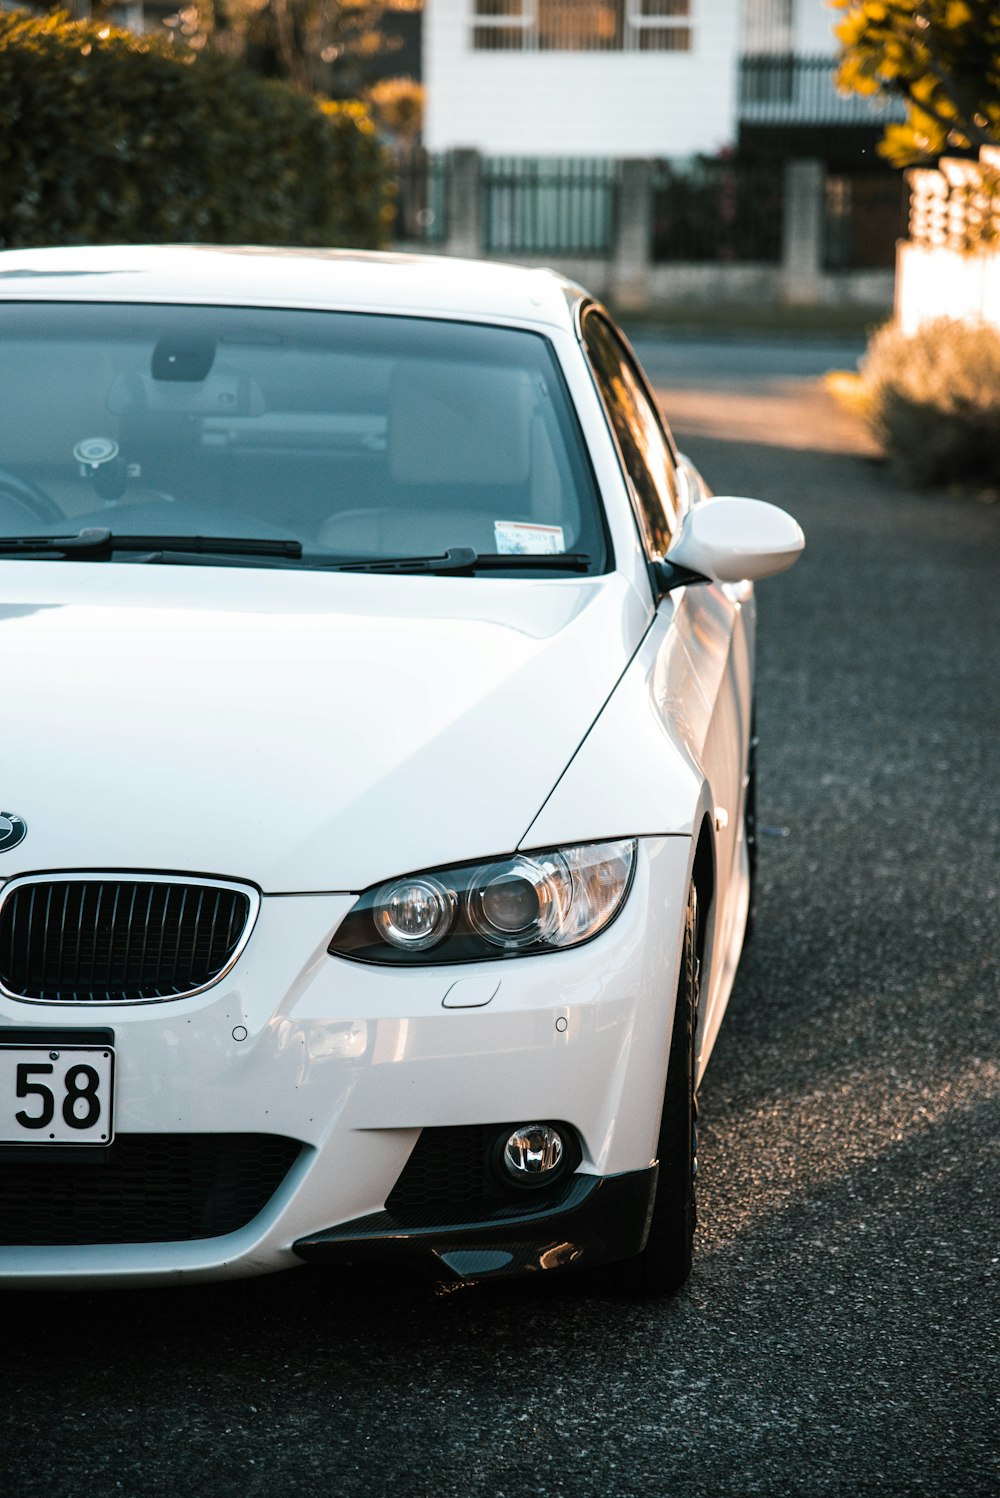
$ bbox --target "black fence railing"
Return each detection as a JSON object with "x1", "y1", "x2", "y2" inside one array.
[
  {"x1": 388, "y1": 149, "x2": 449, "y2": 246},
  {"x1": 824, "y1": 172, "x2": 908, "y2": 270},
  {"x1": 482, "y1": 157, "x2": 619, "y2": 255},
  {"x1": 651, "y1": 159, "x2": 784, "y2": 264},
  {"x1": 385, "y1": 150, "x2": 903, "y2": 274},
  {"x1": 738, "y1": 53, "x2": 905, "y2": 126}
]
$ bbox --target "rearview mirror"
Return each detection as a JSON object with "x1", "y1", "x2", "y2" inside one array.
[{"x1": 653, "y1": 497, "x2": 804, "y2": 594}]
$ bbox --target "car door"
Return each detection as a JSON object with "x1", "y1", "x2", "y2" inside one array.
[{"x1": 580, "y1": 309, "x2": 754, "y2": 1052}]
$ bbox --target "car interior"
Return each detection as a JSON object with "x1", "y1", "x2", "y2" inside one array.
[{"x1": 0, "y1": 308, "x2": 602, "y2": 564}]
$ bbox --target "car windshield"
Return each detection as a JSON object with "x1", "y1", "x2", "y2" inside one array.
[{"x1": 0, "y1": 303, "x2": 608, "y2": 573}]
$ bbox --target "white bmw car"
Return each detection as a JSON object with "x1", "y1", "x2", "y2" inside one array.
[{"x1": 0, "y1": 246, "x2": 802, "y2": 1294}]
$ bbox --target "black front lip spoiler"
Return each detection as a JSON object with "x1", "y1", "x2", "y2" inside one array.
[{"x1": 293, "y1": 1166, "x2": 658, "y2": 1281}]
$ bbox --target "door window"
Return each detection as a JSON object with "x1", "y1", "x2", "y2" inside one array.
[{"x1": 583, "y1": 312, "x2": 680, "y2": 559}]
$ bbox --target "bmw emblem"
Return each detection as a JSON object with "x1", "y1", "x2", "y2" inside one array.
[{"x1": 0, "y1": 812, "x2": 26, "y2": 853}]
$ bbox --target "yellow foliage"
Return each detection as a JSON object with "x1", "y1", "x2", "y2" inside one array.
[
  {"x1": 832, "y1": 0, "x2": 1000, "y2": 164},
  {"x1": 823, "y1": 370, "x2": 872, "y2": 418},
  {"x1": 878, "y1": 122, "x2": 928, "y2": 166},
  {"x1": 835, "y1": 15, "x2": 868, "y2": 47},
  {"x1": 366, "y1": 75, "x2": 424, "y2": 145}
]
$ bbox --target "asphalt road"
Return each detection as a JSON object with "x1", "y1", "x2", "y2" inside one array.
[{"x1": 2, "y1": 338, "x2": 998, "y2": 1498}]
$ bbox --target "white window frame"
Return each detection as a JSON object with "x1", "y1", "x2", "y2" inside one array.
[
  {"x1": 470, "y1": 0, "x2": 536, "y2": 49},
  {"x1": 469, "y1": 0, "x2": 694, "y2": 53},
  {"x1": 626, "y1": 0, "x2": 693, "y2": 49}
]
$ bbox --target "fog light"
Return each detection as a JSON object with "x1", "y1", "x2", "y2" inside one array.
[{"x1": 501, "y1": 1124, "x2": 565, "y2": 1183}]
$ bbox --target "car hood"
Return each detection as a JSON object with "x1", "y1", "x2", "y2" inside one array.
[{"x1": 0, "y1": 564, "x2": 648, "y2": 892}]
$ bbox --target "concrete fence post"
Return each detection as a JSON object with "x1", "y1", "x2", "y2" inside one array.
[
  {"x1": 612, "y1": 159, "x2": 653, "y2": 311},
  {"x1": 781, "y1": 158, "x2": 826, "y2": 304},
  {"x1": 446, "y1": 149, "x2": 483, "y2": 259}
]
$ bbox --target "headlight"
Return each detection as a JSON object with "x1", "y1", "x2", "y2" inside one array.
[
  {"x1": 329, "y1": 839, "x2": 636, "y2": 965},
  {"x1": 373, "y1": 876, "x2": 455, "y2": 952}
]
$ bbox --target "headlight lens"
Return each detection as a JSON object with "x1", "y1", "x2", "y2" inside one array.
[
  {"x1": 468, "y1": 857, "x2": 564, "y2": 949},
  {"x1": 373, "y1": 876, "x2": 454, "y2": 952},
  {"x1": 329, "y1": 839, "x2": 636, "y2": 965}
]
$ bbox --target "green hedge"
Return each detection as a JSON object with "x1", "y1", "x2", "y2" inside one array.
[
  {"x1": 0, "y1": 10, "x2": 391, "y2": 249},
  {"x1": 861, "y1": 318, "x2": 1000, "y2": 488}
]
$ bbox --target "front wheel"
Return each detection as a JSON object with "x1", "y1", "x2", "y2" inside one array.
[{"x1": 626, "y1": 880, "x2": 700, "y2": 1296}]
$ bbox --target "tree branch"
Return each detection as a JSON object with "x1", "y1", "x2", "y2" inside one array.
[
  {"x1": 893, "y1": 68, "x2": 995, "y2": 151},
  {"x1": 271, "y1": 0, "x2": 308, "y2": 93}
]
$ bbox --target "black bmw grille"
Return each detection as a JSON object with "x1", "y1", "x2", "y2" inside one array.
[
  {"x1": 0, "y1": 879, "x2": 252, "y2": 1002},
  {"x1": 0, "y1": 1133, "x2": 301, "y2": 1245}
]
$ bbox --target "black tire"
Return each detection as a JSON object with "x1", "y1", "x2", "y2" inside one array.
[{"x1": 626, "y1": 880, "x2": 700, "y2": 1297}]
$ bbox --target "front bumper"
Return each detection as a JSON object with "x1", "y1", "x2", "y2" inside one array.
[
  {"x1": 0, "y1": 836, "x2": 691, "y2": 1287},
  {"x1": 294, "y1": 1167, "x2": 658, "y2": 1280}
]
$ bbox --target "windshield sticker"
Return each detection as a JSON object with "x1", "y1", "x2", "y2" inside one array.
[{"x1": 494, "y1": 521, "x2": 566, "y2": 555}]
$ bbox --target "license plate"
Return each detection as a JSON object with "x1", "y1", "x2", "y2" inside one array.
[{"x1": 1, "y1": 1043, "x2": 115, "y2": 1146}]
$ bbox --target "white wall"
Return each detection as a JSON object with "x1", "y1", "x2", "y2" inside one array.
[
  {"x1": 896, "y1": 243, "x2": 1000, "y2": 333},
  {"x1": 794, "y1": 0, "x2": 838, "y2": 53},
  {"x1": 424, "y1": 0, "x2": 743, "y2": 157}
]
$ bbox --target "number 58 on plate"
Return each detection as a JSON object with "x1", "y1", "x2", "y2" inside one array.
[{"x1": 1, "y1": 1044, "x2": 115, "y2": 1146}]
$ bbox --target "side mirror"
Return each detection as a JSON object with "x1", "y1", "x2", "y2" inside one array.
[{"x1": 651, "y1": 497, "x2": 805, "y2": 595}]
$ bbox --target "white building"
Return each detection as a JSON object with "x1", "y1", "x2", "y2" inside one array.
[{"x1": 424, "y1": 0, "x2": 846, "y2": 157}]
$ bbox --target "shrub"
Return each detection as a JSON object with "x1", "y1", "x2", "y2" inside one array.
[
  {"x1": 0, "y1": 9, "x2": 391, "y2": 249},
  {"x1": 860, "y1": 318, "x2": 1000, "y2": 487}
]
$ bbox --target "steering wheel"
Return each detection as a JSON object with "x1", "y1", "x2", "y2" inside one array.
[{"x1": 0, "y1": 468, "x2": 63, "y2": 527}]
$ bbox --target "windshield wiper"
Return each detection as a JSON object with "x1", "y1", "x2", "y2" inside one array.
[
  {"x1": 0, "y1": 530, "x2": 303, "y2": 560},
  {"x1": 331, "y1": 547, "x2": 592, "y2": 576},
  {"x1": 0, "y1": 533, "x2": 590, "y2": 574}
]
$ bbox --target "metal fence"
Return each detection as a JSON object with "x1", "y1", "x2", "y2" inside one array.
[
  {"x1": 482, "y1": 157, "x2": 619, "y2": 255},
  {"x1": 651, "y1": 158, "x2": 784, "y2": 264},
  {"x1": 824, "y1": 172, "x2": 908, "y2": 270},
  {"x1": 738, "y1": 54, "x2": 905, "y2": 126},
  {"x1": 385, "y1": 149, "x2": 903, "y2": 276},
  {"x1": 387, "y1": 149, "x2": 449, "y2": 247}
]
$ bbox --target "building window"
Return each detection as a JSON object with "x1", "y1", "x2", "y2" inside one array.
[
  {"x1": 471, "y1": 0, "x2": 692, "y2": 53},
  {"x1": 742, "y1": 0, "x2": 794, "y2": 55},
  {"x1": 538, "y1": 0, "x2": 624, "y2": 52},
  {"x1": 472, "y1": 0, "x2": 532, "y2": 52},
  {"x1": 631, "y1": 0, "x2": 692, "y2": 53}
]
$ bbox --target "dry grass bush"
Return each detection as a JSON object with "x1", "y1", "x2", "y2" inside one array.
[{"x1": 861, "y1": 319, "x2": 1000, "y2": 488}]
